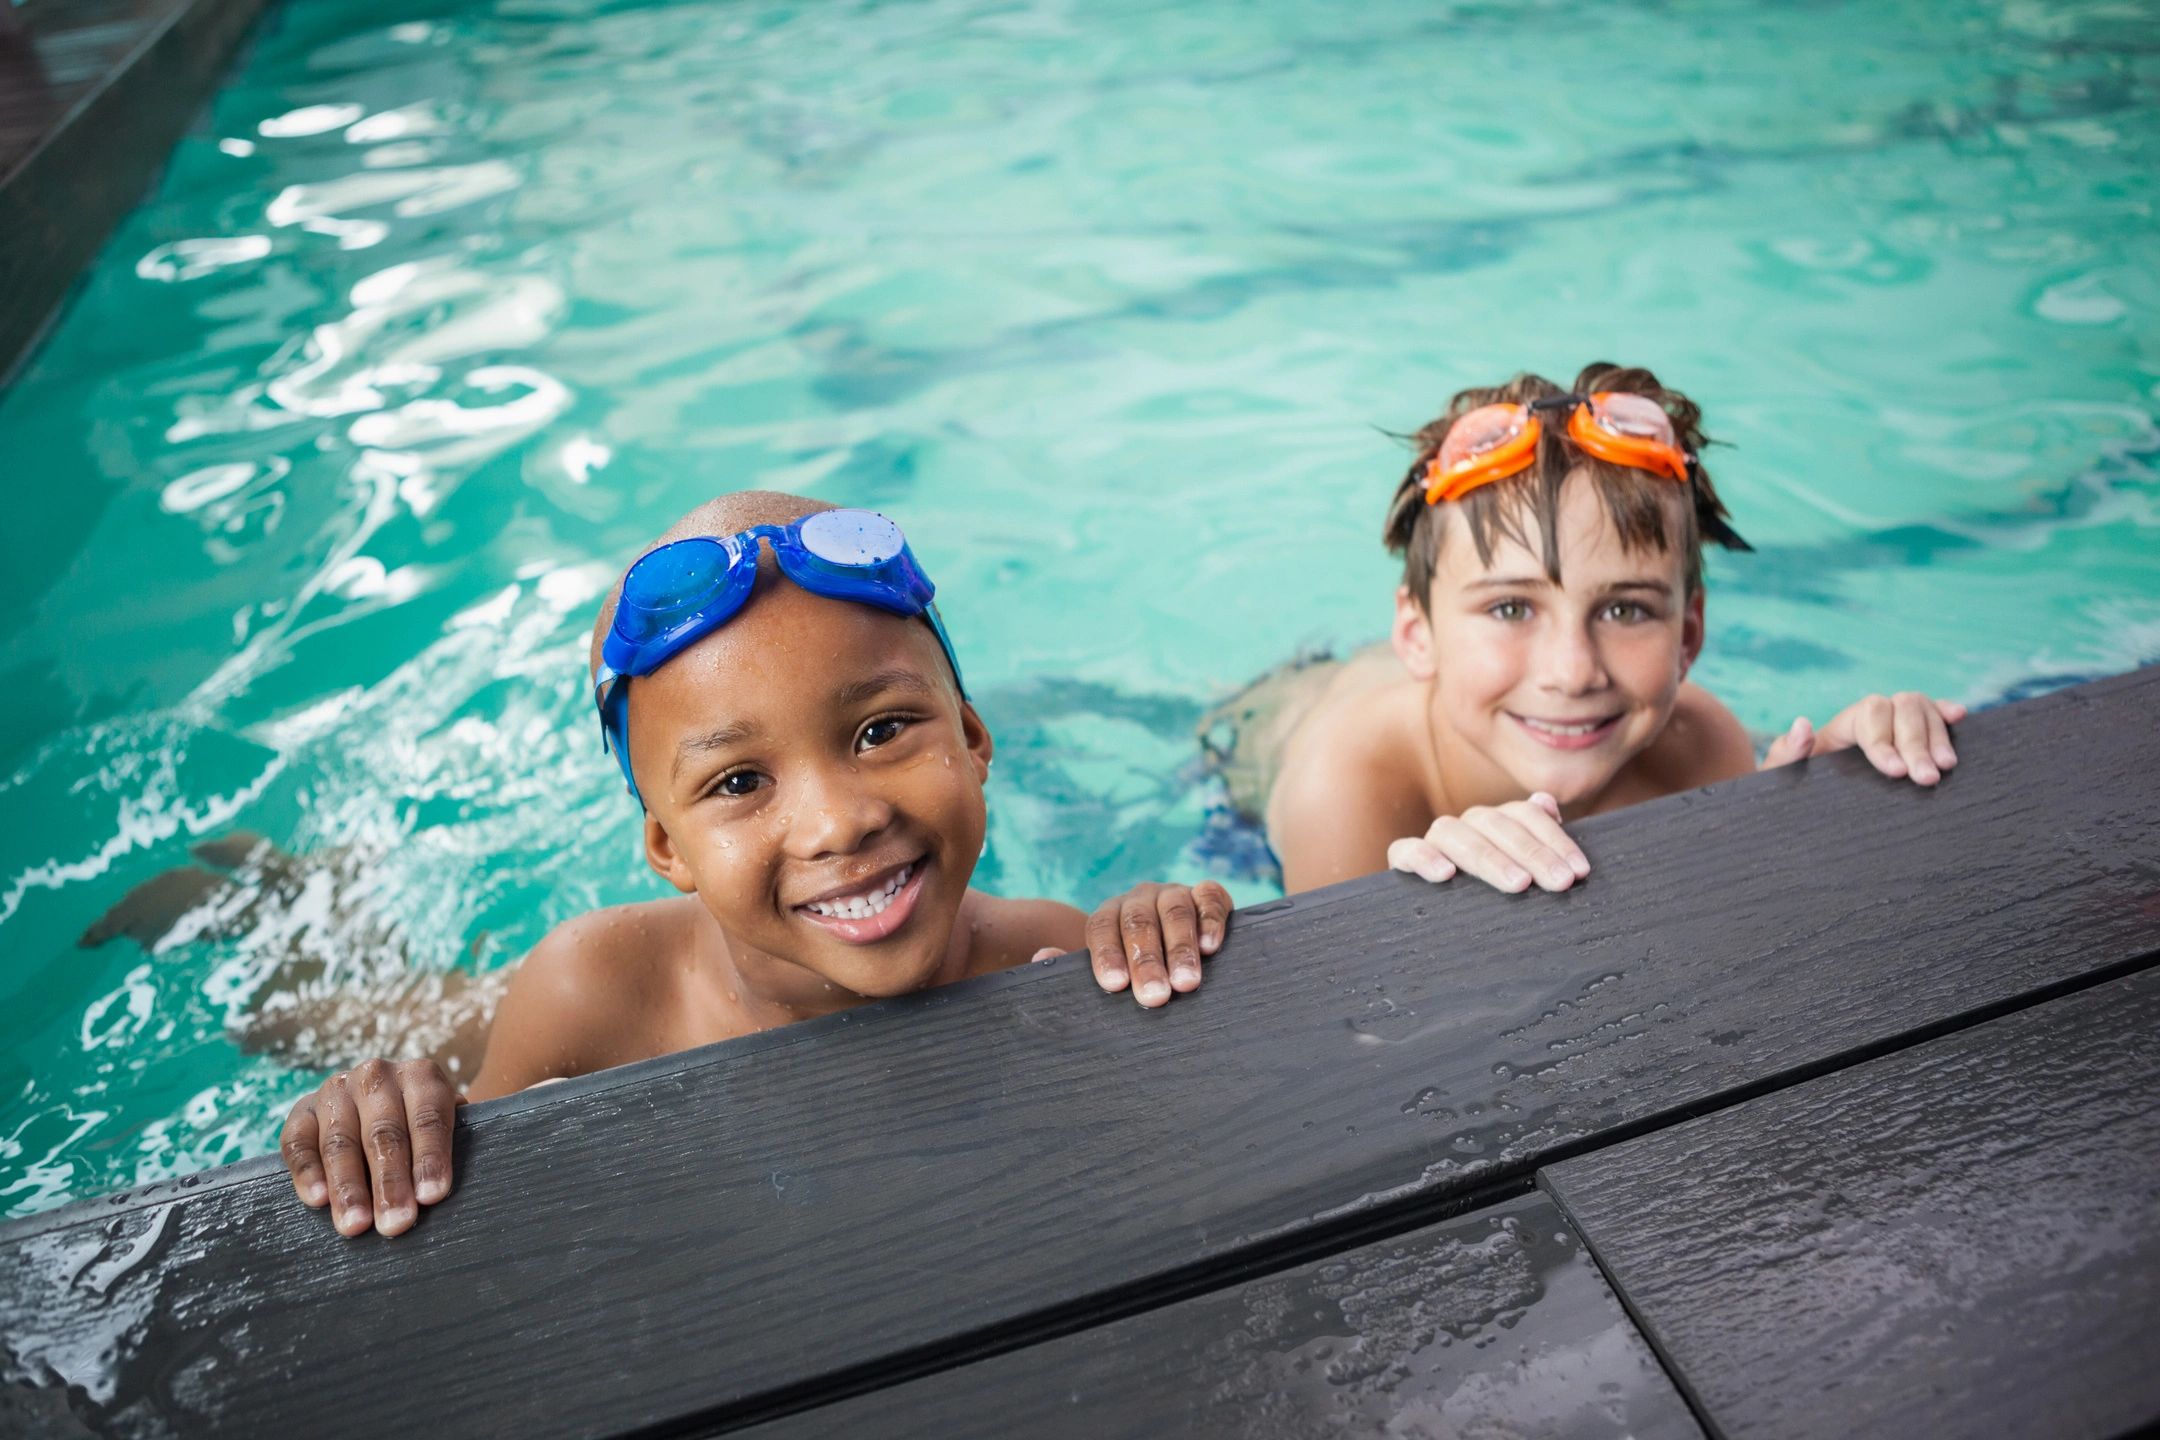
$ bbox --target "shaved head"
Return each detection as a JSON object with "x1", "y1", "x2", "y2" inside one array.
[{"x1": 590, "y1": 489, "x2": 837, "y2": 678}]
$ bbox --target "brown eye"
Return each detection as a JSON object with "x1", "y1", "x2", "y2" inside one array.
[
  {"x1": 858, "y1": 717, "x2": 910, "y2": 751},
  {"x1": 1488, "y1": 599, "x2": 1531, "y2": 622},
  {"x1": 716, "y1": 771, "x2": 765, "y2": 798}
]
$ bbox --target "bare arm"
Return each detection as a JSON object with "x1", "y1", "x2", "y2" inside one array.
[
  {"x1": 966, "y1": 893, "x2": 1087, "y2": 970},
  {"x1": 1268, "y1": 747, "x2": 1427, "y2": 895},
  {"x1": 464, "y1": 917, "x2": 631, "y2": 1102}
]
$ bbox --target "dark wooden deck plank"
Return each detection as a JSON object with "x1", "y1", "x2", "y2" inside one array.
[
  {"x1": 0, "y1": 0, "x2": 274, "y2": 387},
  {"x1": 1543, "y1": 968, "x2": 2160, "y2": 1440},
  {"x1": 738, "y1": 1188, "x2": 1703, "y2": 1440},
  {"x1": 1, "y1": 667, "x2": 2156, "y2": 1437}
]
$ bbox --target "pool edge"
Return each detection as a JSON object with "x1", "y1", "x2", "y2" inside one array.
[{"x1": 0, "y1": 0, "x2": 278, "y2": 392}]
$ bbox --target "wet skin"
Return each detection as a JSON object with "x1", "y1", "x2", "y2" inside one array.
[
  {"x1": 1267, "y1": 470, "x2": 1965, "y2": 895},
  {"x1": 626, "y1": 576, "x2": 998, "y2": 1009},
  {"x1": 1265, "y1": 475, "x2": 1755, "y2": 894},
  {"x1": 1388, "y1": 477, "x2": 1964, "y2": 889},
  {"x1": 1400, "y1": 477, "x2": 1707, "y2": 819},
  {"x1": 280, "y1": 546, "x2": 1229, "y2": 1238}
]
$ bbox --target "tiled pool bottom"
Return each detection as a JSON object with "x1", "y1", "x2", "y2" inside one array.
[{"x1": 1, "y1": 0, "x2": 2157, "y2": 1214}]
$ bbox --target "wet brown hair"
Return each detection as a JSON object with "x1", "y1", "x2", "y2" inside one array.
[{"x1": 1382, "y1": 362, "x2": 1744, "y2": 609}]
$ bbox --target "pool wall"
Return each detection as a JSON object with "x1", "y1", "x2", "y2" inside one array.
[{"x1": 0, "y1": 0, "x2": 275, "y2": 387}]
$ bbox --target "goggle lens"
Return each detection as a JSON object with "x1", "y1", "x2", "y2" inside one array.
[
  {"x1": 1438, "y1": 404, "x2": 1530, "y2": 474},
  {"x1": 1587, "y1": 391, "x2": 1676, "y2": 444},
  {"x1": 618, "y1": 537, "x2": 733, "y2": 643},
  {"x1": 800, "y1": 508, "x2": 904, "y2": 566}
]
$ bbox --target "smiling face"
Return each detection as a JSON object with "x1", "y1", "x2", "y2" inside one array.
[
  {"x1": 1392, "y1": 471, "x2": 1704, "y2": 810},
  {"x1": 622, "y1": 572, "x2": 991, "y2": 1001}
]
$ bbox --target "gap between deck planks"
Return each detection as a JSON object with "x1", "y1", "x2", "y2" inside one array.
[
  {"x1": 736, "y1": 1187, "x2": 1706, "y2": 1440},
  {"x1": 758, "y1": 953, "x2": 2160, "y2": 1440},
  {"x1": 1543, "y1": 968, "x2": 2160, "y2": 1440},
  {"x1": 2, "y1": 666, "x2": 2157, "y2": 1438}
]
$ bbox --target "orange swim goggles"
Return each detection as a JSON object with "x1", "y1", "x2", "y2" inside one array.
[{"x1": 1423, "y1": 391, "x2": 1694, "y2": 505}]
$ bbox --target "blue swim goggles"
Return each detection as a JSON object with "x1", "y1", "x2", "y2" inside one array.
[{"x1": 593, "y1": 509, "x2": 965, "y2": 806}]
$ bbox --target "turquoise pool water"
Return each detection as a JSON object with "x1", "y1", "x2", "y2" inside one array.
[{"x1": 3, "y1": 0, "x2": 2157, "y2": 1216}]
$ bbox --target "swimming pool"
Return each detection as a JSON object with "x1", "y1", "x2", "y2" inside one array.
[{"x1": 2, "y1": 0, "x2": 2156, "y2": 1216}]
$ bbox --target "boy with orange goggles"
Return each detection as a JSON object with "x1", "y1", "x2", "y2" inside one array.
[{"x1": 1201, "y1": 362, "x2": 1965, "y2": 898}]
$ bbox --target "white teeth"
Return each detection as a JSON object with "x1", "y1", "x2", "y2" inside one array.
[
  {"x1": 804, "y1": 863, "x2": 912, "y2": 920},
  {"x1": 1523, "y1": 717, "x2": 1608, "y2": 737}
]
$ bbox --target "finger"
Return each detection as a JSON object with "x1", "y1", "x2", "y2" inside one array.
[
  {"x1": 1428, "y1": 817, "x2": 1533, "y2": 893},
  {"x1": 397, "y1": 1060, "x2": 459, "y2": 1208},
  {"x1": 279, "y1": 1100, "x2": 329, "y2": 1209},
  {"x1": 1517, "y1": 795, "x2": 1589, "y2": 878},
  {"x1": 1119, "y1": 893, "x2": 1172, "y2": 1008},
  {"x1": 1084, "y1": 903, "x2": 1129, "y2": 993},
  {"x1": 1854, "y1": 697, "x2": 1905, "y2": 778},
  {"x1": 1892, "y1": 694, "x2": 1939, "y2": 785},
  {"x1": 1928, "y1": 700, "x2": 1959, "y2": 770},
  {"x1": 1387, "y1": 836, "x2": 1457, "y2": 884},
  {"x1": 1155, "y1": 888, "x2": 1203, "y2": 992},
  {"x1": 313, "y1": 1076, "x2": 373, "y2": 1238},
  {"x1": 1470, "y1": 809, "x2": 1577, "y2": 892},
  {"x1": 1029, "y1": 946, "x2": 1063, "y2": 964},
  {"x1": 349, "y1": 1058, "x2": 418, "y2": 1237},
  {"x1": 1760, "y1": 716, "x2": 1813, "y2": 770},
  {"x1": 1192, "y1": 881, "x2": 1231, "y2": 956}
]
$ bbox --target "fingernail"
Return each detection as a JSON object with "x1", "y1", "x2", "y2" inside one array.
[
  {"x1": 1200, "y1": 934, "x2": 1220, "y2": 954},
  {"x1": 415, "y1": 1172, "x2": 445, "y2": 1205},
  {"x1": 1138, "y1": 980, "x2": 1170, "y2": 1006},
  {"x1": 377, "y1": 1204, "x2": 415, "y2": 1234},
  {"x1": 305, "y1": 1180, "x2": 327, "y2": 1206},
  {"x1": 1102, "y1": 968, "x2": 1127, "y2": 990},
  {"x1": 1505, "y1": 867, "x2": 1530, "y2": 890},
  {"x1": 1172, "y1": 965, "x2": 1200, "y2": 987},
  {"x1": 338, "y1": 1206, "x2": 370, "y2": 1236}
]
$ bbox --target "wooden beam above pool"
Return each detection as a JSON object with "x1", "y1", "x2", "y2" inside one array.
[{"x1": 2, "y1": 666, "x2": 2156, "y2": 1437}]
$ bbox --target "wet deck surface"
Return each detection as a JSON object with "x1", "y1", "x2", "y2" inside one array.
[
  {"x1": 2, "y1": 665, "x2": 2157, "y2": 1437},
  {"x1": 0, "y1": 0, "x2": 271, "y2": 384}
]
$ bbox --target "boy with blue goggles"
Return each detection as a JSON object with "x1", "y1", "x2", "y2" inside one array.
[
  {"x1": 279, "y1": 492, "x2": 1234, "y2": 1240},
  {"x1": 594, "y1": 508, "x2": 966, "y2": 807}
]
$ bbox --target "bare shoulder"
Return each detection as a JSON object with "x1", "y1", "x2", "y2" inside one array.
[
  {"x1": 1268, "y1": 675, "x2": 1431, "y2": 893},
  {"x1": 1275, "y1": 665, "x2": 1417, "y2": 805},
  {"x1": 466, "y1": 898, "x2": 698, "y2": 1100},
  {"x1": 959, "y1": 890, "x2": 1086, "y2": 975}
]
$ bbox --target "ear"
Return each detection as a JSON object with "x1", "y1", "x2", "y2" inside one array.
[
  {"x1": 1391, "y1": 584, "x2": 1438, "y2": 681},
  {"x1": 1679, "y1": 587, "x2": 1706, "y2": 679},
  {"x1": 643, "y1": 813, "x2": 698, "y2": 894},
  {"x1": 959, "y1": 700, "x2": 994, "y2": 783}
]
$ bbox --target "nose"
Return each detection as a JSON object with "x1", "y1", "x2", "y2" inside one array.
[
  {"x1": 781, "y1": 760, "x2": 895, "y2": 861},
  {"x1": 1535, "y1": 618, "x2": 1610, "y2": 697}
]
